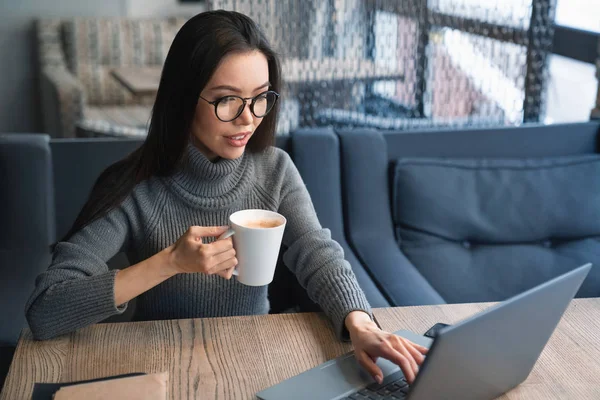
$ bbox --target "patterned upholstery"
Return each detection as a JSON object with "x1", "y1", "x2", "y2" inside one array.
[
  {"x1": 36, "y1": 17, "x2": 186, "y2": 138},
  {"x1": 62, "y1": 18, "x2": 184, "y2": 106}
]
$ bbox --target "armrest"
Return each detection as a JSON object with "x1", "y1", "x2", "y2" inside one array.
[
  {"x1": 0, "y1": 249, "x2": 52, "y2": 346},
  {"x1": 338, "y1": 128, "x2": 444, "y2": 306},
  {"x1": 291, "y1": 128, "x2": 390, "y2": 308},
  {"x1": 40, "y1": 67, "x2": 85, "y2": 138}
]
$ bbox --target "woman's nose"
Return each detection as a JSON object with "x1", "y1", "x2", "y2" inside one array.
[{"x1": 236, "y1": 101, "x2": 254, "y2": 125}]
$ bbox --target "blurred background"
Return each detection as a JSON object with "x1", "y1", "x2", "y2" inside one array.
[{"x1": 0, "y1": 0, "x2": 598, "y2": 136}]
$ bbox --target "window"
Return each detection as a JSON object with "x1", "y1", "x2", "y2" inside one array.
[
  {"x1": 430, "y1": 0, "x2": 531, "y2": 29},
  {"x1": 546, "y1": 0, "x2": 599, "y2": 123},
  {"x1": 555, "y1": 0, "x2": 600, "y2": 33},
  {"x1": 545, "y1": 55, "x2": 597, "y2": 123}
]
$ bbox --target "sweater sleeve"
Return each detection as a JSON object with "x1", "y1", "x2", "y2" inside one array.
[
  {"x1": 276, "y1": 153, "x2": 372, "y2": 341},
  {"x1": 25, "y1": 202, "x2": 132, "y2": 340}
]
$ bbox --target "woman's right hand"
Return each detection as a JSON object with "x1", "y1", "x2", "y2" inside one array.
[{"x1": 166, "y1": 226, "x2": 237, "y2": 279}]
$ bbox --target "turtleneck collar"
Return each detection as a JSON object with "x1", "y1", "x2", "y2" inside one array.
[{"x1": 168, "y1": 142, "x2": 253, "y2": 204}]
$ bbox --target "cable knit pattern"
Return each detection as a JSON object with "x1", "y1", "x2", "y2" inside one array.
[{"x1": 25, "y1": 143, "x2": 372, "y2": 340}]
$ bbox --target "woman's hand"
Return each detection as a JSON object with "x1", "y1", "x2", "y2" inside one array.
[
  {"x1": 345, "y1": 311, "x2": 428, "y2": 385},
  {"x1": 165, "y1": 226, "x2": 237, "y2": 279}
]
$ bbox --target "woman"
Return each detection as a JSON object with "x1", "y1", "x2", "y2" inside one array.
[{"x1": 25, "y1": 10, "x2": 426, "y2": 384}]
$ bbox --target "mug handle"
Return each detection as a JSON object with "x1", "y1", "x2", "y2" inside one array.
[
  {"x1": 217, "y1": 228, "x2": 238, "y2": 276},
  {"x1": 218, "y1": 227, "x2": 235, "y2": 240}
]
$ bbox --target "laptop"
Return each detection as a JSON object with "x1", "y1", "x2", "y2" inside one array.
[{"x1": 257, "y1": 263, "x2": 592, "y2": 400}]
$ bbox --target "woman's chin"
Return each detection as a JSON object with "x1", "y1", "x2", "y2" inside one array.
[{"x1": 218, "y1": 146, "x2": 246, "y2": 160}]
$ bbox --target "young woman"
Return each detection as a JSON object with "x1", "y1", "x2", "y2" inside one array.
[{"x1": 25, "y1": 10, "x2": 427, "y2": 384}]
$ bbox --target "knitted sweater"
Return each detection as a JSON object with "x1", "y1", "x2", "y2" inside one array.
[{"x1": 25, "y1": 144, "x2": 371, "y2": 340}]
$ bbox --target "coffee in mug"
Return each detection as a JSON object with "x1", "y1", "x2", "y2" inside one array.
[{"x1": 240, "y1": 219, "x2": 283, "y2": 229}]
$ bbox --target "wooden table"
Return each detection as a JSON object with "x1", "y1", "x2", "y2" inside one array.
[
  {"x1": 111, "y1": 67, "x2": 163, "y2": 98},
  {"x1": 2, "y1": 298, "x2": 599, "y2": 399}
]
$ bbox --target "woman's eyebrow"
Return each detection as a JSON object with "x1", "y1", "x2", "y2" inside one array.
[{"x1": 209, "y1": 82, "x2": 270, "y2": 92}]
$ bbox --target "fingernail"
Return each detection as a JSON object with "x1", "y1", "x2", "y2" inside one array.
[{"x1": 375, "y1": 374, "x2": 382, "y2": 384}]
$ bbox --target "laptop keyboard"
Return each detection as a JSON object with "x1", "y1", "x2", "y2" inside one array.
[{"x1": 341, "y1": 371, "x2": 410, "y2": 399}]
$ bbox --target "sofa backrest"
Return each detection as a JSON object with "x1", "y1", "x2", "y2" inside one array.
[
  {"x1": 338, "y1": 122, "x2": 600, "y2": 304},
  {"x1": 51, "y1": 137, "x2": 143, "y2": 242},
  {"x1": 0, "y1": 134, "x2": 54, "y2": 346},
  {"x1": 381, "y1": 122, "x2": 600, "y2": 159},
  {"x1": 59, "y1": 17, "x2": 186, "y2": 106}
]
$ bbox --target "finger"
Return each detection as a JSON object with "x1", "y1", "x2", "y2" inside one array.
[
  {"x1": 379, "y1": 345, "x2": 415, "y2": 384},
  {"x1": 355, "y1": 350, "x2": 383, "y2": 384},
  {"x1": 197, "y1": 238, "x2": 233, "y2": 260},
  {"x1": 403, "y1": 340, "x2": 426, "y2": 366},
  {"x1": 217, "y1": 267, "x2": 236, "y2": 280},
  {"x1": 410, "y1": 341, "x2": 429, "y2": 355},
  {"x1": 188, "y1": 225, "x2": 229, "y2": 240},
  {"x1": 207, "y1": 237, "x2": 234, "y2": 255},
  {"x1": 209, "y1": 256, "x2": 238, "y2": 275},
  {"x1": 211, "y1": 248, "x2": 236, "y2": 268},
  {"x1": 393, "y1": 339, "x2": 420, "y2": 380}
]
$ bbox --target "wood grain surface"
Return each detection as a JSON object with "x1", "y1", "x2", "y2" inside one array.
[
  {"x1": 0, "y1": 313, "x2": 351, "y2": 400},
  {"x1": 2, "y1": 299, "x2": 599, "y2": 399}
]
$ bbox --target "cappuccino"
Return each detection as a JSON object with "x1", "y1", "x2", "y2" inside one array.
[{"x1": 242, "y1": 219, "x2": 282, "y2": 229}]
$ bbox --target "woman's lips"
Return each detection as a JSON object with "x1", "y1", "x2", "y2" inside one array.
[{"x1": 225, "y1": 132, "x2": 251, "y2": 147}]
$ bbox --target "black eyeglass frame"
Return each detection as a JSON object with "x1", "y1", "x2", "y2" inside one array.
[{"x1": 198, "y1": 90, "x2": 280, "y2": 122}]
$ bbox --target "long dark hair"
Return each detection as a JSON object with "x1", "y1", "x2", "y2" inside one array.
[{"x1": 62, "y1": 10, "x2": 282, "y2": 242}]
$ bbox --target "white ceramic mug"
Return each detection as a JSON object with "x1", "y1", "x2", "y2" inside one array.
[{"x1": 218, "y1": 209, "x2": 287, "y2": 286}]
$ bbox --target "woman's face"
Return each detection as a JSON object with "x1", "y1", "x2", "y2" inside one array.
[{"x1": 192, "y1": 50, "x2": 270, "y2": 161}]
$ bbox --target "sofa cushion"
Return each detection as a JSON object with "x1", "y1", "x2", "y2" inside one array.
[
  {"x1": 62, "y1": 17, "x2": 186, "y2": 105},
  {"x1": 85, "y1": 105, "x2": 152, "y2": 131},
  {"x1": 392, "y1": 154, "x2": 600, "y2": 303}
]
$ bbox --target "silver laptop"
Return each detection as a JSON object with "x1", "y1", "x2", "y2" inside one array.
[{"x1": 257, "y1": 263, "x2": 592, "y2": 400}]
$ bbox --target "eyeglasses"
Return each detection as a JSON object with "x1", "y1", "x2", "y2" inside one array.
[{"x1": 198, "y1": 90, "x2": 280, "y2": 122}]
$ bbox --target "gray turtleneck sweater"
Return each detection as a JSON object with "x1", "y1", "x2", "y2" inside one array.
[{"x1": 25, "y1": 144, "x2": 372, "y2": 341}]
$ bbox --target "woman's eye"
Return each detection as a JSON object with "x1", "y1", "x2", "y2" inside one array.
[{"x1": 220, "y1": 96, "x2": 237, "y2": 104}]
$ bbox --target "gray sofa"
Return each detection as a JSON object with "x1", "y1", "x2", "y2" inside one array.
[{"x1": 337, "y1": 122, "x2": 600, "y2": 304}]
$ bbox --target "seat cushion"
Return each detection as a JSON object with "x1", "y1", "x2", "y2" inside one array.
[
  {"x1": 80, "y1": 105, "x2": 151, "y2": 137},
  {"x1": 84, "y1": 105, "x2": 152, "y2": 129},
  {"x1": 391, "y1": 154, "x2": 600, "y2": 302}
]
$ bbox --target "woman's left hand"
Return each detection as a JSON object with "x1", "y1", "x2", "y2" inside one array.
[{"x1": 345, "y1": 311, "x2": 428, "y2": 385}]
